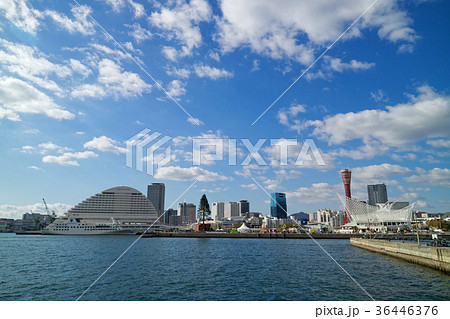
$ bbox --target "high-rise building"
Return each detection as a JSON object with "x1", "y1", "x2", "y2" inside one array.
[
  {"x1": 147, "y1": 183, "x2": 165, "y2": 218},
  {"x1": 270, "y1": 193, "x2": 287, "y2": 219},
  {"x1": 238, "y1": 200, "x2": 250, "y2": 216},
  {"x1": 164, "y1": 208, "x2": 177, "y2": 225},
  {"x1": 177, "y1": 202, "x2": 196, "y2": 224},
  {"x1": 211, "y1": 202, "x2": 225, "y2": 221},
  {"x1": 367, "y1": 184, "x2": 388, "y2": 206},
  {"x1": 224, "y1": 202, "x2": 239, "y2": 219},
  {"x1": 340, "y1": 169, "x2": 352, "y2": 224}
]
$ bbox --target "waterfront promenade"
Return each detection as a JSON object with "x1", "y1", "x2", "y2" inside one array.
[{"x1": 350, "y1": 238, "x2": 450, "y2": 274}]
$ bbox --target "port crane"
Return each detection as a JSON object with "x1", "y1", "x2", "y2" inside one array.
[{"x1": 43, "y1": 198, "x2": 56, "y2": 222}]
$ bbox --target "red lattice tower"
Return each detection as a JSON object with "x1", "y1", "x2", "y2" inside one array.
[{"x1": 341, "y1": 169, "x2": 352, "y2": 224}]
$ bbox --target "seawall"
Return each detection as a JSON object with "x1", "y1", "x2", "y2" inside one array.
[{"x1": 350, "y1": 238, "x2": 450, "y2": 274}]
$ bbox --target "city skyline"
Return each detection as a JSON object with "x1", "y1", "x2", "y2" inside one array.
[{"x1": 0, "y1": 0, "x2": 449, "y2": 220}]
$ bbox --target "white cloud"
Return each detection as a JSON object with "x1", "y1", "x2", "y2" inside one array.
[
  {"x1": 28, "y1": 165, "x2": 41, "y2": 170},
  {"x1": 98, "y1": 59, "x2": 151, "y2": 98},
  {"x1": 187, "y1": 117, "x2": 204, "y2": 126},
  {"x1": 309, "y1": 86, "x2": 450, "y2": 147},
  {"x1": 0, "y1": 76, "x2": 74, "y2": 121},
  {"x1": 371, "y1": 89, "x2": 389, "y2": 102},
  {"x1": 216, "y1": 0, "x2": 417, "y2": 64},
  {"x1": 0, "y1": 0, "x2": 41, "y2": 34},
  {"x1": 240, "y1": 183, "x2": 258, "y2": 190},
  {"x1": 45, "y1": 5, "x2": 95, "y2": 35},
  {"x1": 83, "y1": 136, "x2": 126, "y2": 154},
  {"x1": 101, "y1": 0, "x2": 145, "y2": 18},
  {"x1": 149, "y1": 0, "x2": 212, "y2": 59},
  {"x1": 71, "y1": 84, "x2": 106, "y2": 99},
  {"x1": 166, "y1": 64, "x2": 233, "y2": 80},
  {"x1": 69, "y1": 59, "x2": 92, "y2": 77},
  {"x1": 20, "y1": 146, "x2": 34, "y2": 153},
  {"x1": 405, "y1": 168, "x2": 450, "y2": 187},
  {"x1": 0, "y1": 202, "x2": 73, "y2": 220},
  {"x1": 277, "y1": 104, "x2": 307, "y2": 132},
  {"x1": 167, "y1": 80, "x2": 186, "y2": 98},
  {"x1": 0, "y1": 39, "x2": 72, "y2": 94},
  {"x1": 426, "y1": 139, "x2": 450, "y2": 149},
  {"x1": 193, "y1": 64, "x2": 233, "y2": 80},
  {"x1": 234, "y1": 164, "x2": 269, "y2": 178},
  {"x1": 72, "y1": 59, "x2": 151, "y2": 99},
  {"x1": 327, "y1": 58, "x2": 375, "y2": 72},
  {"x1": 38, "y1": 142, "x2": 71, "y2": 154},
  {"x1": 352, "y1": 163, "x2": 412, "y2": 181},
  {"x1": 154, "y1": 165, "x2": 230, "y2": 181},
  {"x1": 126, "y1": 23, "x2": 152, "y2": 43},
  {"x1": 42, "y1": 151, "x2": 98, "y2": 166},
  {"x1": 287, "y1": 183, "x2": 340, "y2": 204}
]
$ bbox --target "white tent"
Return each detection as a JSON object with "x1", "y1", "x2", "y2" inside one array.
[{"x1": 237, "y1": 223, "x2": 250, "y2": 233}]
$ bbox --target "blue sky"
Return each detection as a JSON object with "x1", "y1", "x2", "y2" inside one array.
[{"x1": 0, "y1": 0, "x2": 449, "y2": 219}]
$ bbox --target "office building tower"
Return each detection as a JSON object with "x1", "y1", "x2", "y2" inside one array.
[
  {"x1": 224, "y1": 202, "x2": 239, "y2": 219},
  {"x1": 177, "y1": 202, "x2": 196, "y2": 224},
  {"x1": 270, "y1": 193, "x2": 287, "y2": 219},
  {"x1": 211, "y1": 202, "x2": 225, "y2": 221},
  {"x1": 147, "y1": 183, "x2": 165, "y2": 218},
  {"x1": 238, "y1": 200, "x2": 250, "y2": 216},
  {"x1": 368, "y1": 184, "x2": 388, "y2": 206}
]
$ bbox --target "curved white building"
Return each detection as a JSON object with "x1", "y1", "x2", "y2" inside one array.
[
  {"x1": 342, "y1": 195, "x2": 414, "y2": 231},
  {"x1": 45, "y1": 186, "x2": 159, "y2": 235}
]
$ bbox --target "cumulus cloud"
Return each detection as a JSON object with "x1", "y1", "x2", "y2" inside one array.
[
  {"x1": 42, "y1": 151, "x2": 98, "y2": 166},
  {"x1": 0, "y1": 39, "x2": 72, "y2": 94},
  {"x1": 327, "y1": 58, "x2": 375, "y2": 72},
  {"x1": 352, "y1": 163, "x2": 412, "y2": 181},
  {"x1": 166, "y1": 64, "x2": 233, "y2": 80},
  {"x1": 101, "y1": 0, "x2": 145, "y2": 18},
  {"x1": 216, "y1": 0, "x2": 417, "y2": 64},
  {"x1": 309, "y1": 86, "x2": 450, "y2": 147},
  {"x1": 240, "y1": 183, "x2": 258, "y2": 190},
  {"x1": 154, "y1": 165, "x2": 230, "y2": 181},
  {"x1": 193, "y1": 64, "x2": 233, "y2": 80},
  {"x1": 72, "y1": 59, "x2": 151, "y2": 99},
  {"x1": 126, "y1": 23, "x2": 152, "y2": 43},
  {"x1": 167, "y1": 80, "x2": 186, "y2": 98},
  {"x1": 0, "y1": 76, "x2": 74, "y2": 121},
  {"x1": 83, "y1": 136, "x2": 126, "y2": 154},
  {"x1": 286, "y1": 183, "x2": 340, "y2": 204},
  {"x1": 149, "y1": 0, "x2": 212, "y2": 59},
  {"x1": 426, "y1": 139, "x2": 450, "y2": 149},
  {"x1": 45, "y1": 5, "x2": 95, "y2": 35},
  {"x1": 277, "y1": 104, "x2": 307, "y2": 133},
  {"x1": 0, "y1": 0, "x2": 41, "y2": 34},
  {"x1": 404, "y1": 168, "x2": 450, "y2": 188},
  {"x1": 0, "y1": 202, "x2": 73, "y2": 220}
]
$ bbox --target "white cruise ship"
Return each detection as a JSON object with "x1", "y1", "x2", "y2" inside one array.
[
  {"x1": 43, "y1": 217, "x2": 133, "y2": 235},
  {"x1": 43, "y1": 186, "x2": 160, "y2": 235}
]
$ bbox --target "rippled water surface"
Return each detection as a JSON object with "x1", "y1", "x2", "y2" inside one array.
[{"x1": 0, "y1": 233, "x2": 448, "y2": 301}]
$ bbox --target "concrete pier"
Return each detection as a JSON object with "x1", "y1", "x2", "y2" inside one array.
[{"x1": 350, "y1": 238, "x2": 450, "y2": 274}]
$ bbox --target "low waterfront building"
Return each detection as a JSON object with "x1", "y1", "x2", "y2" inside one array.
[{"x1": 0, "y1": 218, "x2": 14, "y2": 232}]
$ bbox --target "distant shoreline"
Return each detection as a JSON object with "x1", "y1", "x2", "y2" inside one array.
[{"x1": 141, "y1": 232, "x2": 450, "y2": 240}]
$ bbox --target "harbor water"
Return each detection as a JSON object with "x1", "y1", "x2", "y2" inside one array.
[{"x1": 0, "y1": 233, "x2": 449, "y2": 301}]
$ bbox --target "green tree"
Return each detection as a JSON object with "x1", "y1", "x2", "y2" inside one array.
[{"x1": 197, "y1": 194, "x2": 211, "y2": 224}]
